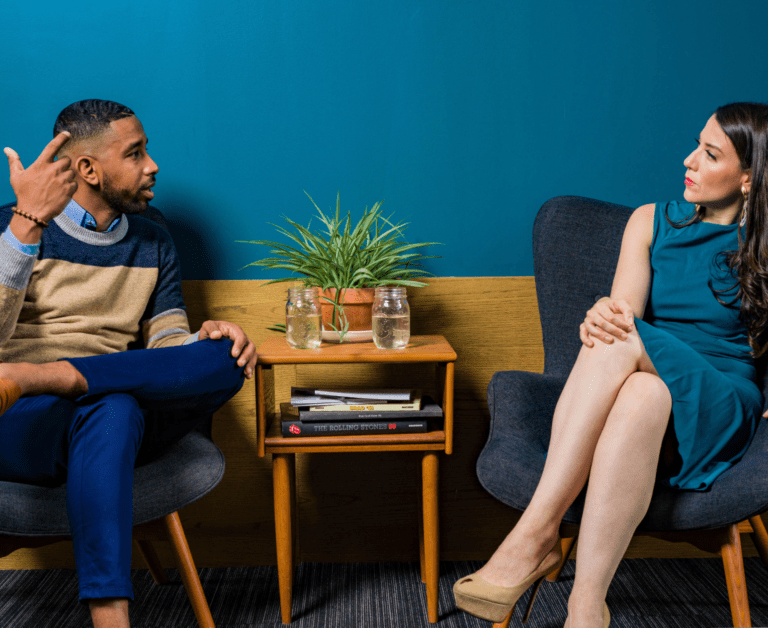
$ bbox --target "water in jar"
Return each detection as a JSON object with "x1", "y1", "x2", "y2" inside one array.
[
  {"x1": 286, "y1": 314, "x2": 322, "y2": 349},
  {"x1": 373, "y1": 314, "x2": 410, "y2": 349}
]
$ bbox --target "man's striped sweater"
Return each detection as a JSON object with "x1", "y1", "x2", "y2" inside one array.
[{"x1": 0, "y1": 202, "x2": 193, "y2": 363}]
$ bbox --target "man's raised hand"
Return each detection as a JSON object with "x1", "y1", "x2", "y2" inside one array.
[{"x1": 4, "y1": 131, "x2": 77, "y2": 224}]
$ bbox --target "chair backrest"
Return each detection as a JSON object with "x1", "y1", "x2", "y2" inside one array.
[{"x1": 533, "y1": 196, "x2": 632, "y2": 378}]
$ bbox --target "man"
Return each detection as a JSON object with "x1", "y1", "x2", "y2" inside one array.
[{"x1": 0, "y1": 100, "x2": 256, "y2": 628}]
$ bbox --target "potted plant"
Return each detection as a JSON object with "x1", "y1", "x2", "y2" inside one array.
[{"x1": 240, "y1": 192, "x2": 439, "y2": 342}]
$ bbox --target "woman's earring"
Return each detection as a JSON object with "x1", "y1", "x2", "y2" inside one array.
[{"x1": 740, "y1": 186, "x2": 748, "y2": 228}]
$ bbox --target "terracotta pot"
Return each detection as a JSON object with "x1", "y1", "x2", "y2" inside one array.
[{"x1": 320, "y1": 288, "x2": 375, "y2": 332}]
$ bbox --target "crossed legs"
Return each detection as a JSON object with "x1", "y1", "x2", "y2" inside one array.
[
  {"x1": 476, "y1": 330, "x2": 671, "y2": 626},
  {"x1": 0, "y1": 340, "x2": 245, "y2": 628}
]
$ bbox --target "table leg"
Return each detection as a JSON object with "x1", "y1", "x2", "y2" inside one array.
[
  {"x1": 273, "y1": 453, "x2": 296, "y2": 624},
  {"x1": 422, "y1": 452, "x2": 440, "y2": 623},
  {"x1": 417, "y1": 482, "x2": 426, "y2": 584}
]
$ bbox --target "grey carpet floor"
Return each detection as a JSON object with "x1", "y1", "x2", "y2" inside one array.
[{"x1": 1, "y1": 558, "x2": 768, "y2": 627}]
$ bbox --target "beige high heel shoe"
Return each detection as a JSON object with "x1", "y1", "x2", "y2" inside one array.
[
  {"x1": 453, "y1": 537, "x2": 563, "y2": 623},
  {"x1": 0, "y1": 379, "x2": 21, "y2": 417}
]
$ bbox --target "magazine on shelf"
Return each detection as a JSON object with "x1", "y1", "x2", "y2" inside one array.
[
  {"x1": 290, "y1": 387, "x2": 415, "y2": 405},
  {"x1": 280, "y1": 396, "x2": 441, "y2": 423},
  {"x1": 309, "y1": 391, "x2": 422, "y2": 413}
]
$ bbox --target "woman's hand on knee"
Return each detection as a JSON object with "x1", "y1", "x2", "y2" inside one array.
[{"x1": 580, "y1": 297, "x2": 635, "y2": 347}]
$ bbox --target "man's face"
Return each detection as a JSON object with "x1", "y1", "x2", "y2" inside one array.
[{"x1": 97, "y1": 116, "x2": 158, "y2": 214}]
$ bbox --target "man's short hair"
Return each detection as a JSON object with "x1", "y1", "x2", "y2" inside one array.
[{"x1": 53, "y1": 99, "x2": 135, "y2": 141}]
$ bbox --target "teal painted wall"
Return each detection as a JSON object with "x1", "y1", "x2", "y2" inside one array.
[{"x1": 2, "y1": 1, "x2": 766, "y2": 279}]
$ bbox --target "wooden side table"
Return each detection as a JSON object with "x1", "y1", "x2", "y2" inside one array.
[{"x1": 255, "y1": 335, "x2": 457, "y2": 624}]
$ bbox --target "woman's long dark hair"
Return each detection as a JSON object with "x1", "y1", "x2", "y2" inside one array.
[
  {"x1": 665, "y1": 103, "x2": 768, "y2": 355},
  {"x1": 697, "y1": 103, "x2": 768, "y2": 356}
]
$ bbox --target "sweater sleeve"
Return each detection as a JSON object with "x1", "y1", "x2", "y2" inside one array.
[
  {"x1": 0, "y1": 234, "x2": 37, "y2": 346},
  {"x1": 141, "y1": 226, "x2": 193, "y2": 349}
]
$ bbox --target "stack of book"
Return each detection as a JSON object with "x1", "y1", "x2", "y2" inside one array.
[{"x1": 280, "y1": 388, "x2": 443, "y2": 437}]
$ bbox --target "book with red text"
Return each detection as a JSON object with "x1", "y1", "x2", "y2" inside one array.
[{"x1": 281, "y1": 418, "x2": 429, "y2": 437}]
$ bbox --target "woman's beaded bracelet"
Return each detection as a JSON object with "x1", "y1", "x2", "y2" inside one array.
[{"x1": 11, "y1": 206, "x2": 49, "y2": 229}]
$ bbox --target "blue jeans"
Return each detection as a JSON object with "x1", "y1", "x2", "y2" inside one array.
[{"x1": 0, "y1": 339, "x2": 244, "y2": 601}]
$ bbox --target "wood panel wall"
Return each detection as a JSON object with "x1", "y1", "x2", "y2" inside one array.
[{"x1": 1, "y1": 277, "x2": 758, "y2": 570}]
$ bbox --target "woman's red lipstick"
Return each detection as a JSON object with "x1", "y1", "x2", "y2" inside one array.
[{"x1": 685, "y1": 177, "x2": 695, "y2": 186}]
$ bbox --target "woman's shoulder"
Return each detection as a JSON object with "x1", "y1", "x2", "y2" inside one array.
[
  {"x1": 628, "y1": 203, "x2": 656, "y2": 231},
  {"x1": 622, "y1": 203, "x2": 656, "y2": 249},
  {"x1": 634, "y1": 203, "x2": 656, "y2": 221},
  {"x1": 631, "y1": 201, "x2": 697, "y2": 232}
]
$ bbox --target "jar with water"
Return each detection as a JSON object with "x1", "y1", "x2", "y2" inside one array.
[
  {"x1": 372, "y1": 287, "x2": 410, "y2": 349},
  {"x1": 286, "y1": 287, "x2": 322, "y2": 349}
]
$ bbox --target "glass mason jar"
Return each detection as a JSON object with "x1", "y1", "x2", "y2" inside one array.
[
  {"x1": 286, "y1": 287, "x2": 322, "y2": 349},
  {"x1": 372, "y1": 287, "x2": 410, "y2": 349}
]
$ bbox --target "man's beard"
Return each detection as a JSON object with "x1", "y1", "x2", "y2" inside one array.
[{"x1": 101, "y1": 176, "x2": 150, "y2": 215}]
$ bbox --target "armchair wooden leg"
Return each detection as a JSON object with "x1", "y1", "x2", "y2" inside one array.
[
  {"x1": 134, "y1": 539, "x2": 169, "y2": 585},
  {"x1": 748, "y1": 515, "x2": 768, "y2": 573},
  {"x1": 163, "y1": 512, "x2": 216, "y2": 628},
  {"x1": 721, "y1": 523, "x2": 751, "y2": 628},
  {"x1": 546, "y1": 536, "x2": 576, "y2": 583}
]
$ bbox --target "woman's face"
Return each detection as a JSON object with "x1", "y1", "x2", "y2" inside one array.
[{"x1": 683, "y1": 114, "x2": 750, "y2": 213}]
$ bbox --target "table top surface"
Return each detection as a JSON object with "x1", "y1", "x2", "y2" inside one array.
[{"x1": 256, "y1": 334, "x2": 457, "y2": 365}]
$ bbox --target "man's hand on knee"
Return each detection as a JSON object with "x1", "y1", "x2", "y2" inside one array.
[{"x1": 198, "y1": 320, "x2": 257, "y2": 379}]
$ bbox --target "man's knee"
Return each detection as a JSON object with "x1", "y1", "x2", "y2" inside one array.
[{"x1": 187, "y1": 339, "x2": 245, "y2": 390}]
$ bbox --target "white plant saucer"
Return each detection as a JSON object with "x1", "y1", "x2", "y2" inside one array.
[{"x1": 321, "y1": 329, "x2": 373, "y2": 343}]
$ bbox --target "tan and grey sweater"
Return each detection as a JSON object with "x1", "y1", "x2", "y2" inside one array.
[{"x1": 0, "y1": 203, "x2": 193, "y2": 364}]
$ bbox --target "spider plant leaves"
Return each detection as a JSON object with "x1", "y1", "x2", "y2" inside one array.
[{"x1": 238, "y1": 192, "x2": 442, "y2": 334}]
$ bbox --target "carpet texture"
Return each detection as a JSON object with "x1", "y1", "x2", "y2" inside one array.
[{"x1": 1, "y1": 558, "x2": 767, "y2": 627}]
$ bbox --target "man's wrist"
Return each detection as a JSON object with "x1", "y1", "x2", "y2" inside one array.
[
  {"x1": 15, "y1": 201, "x2": 55, "y2": 225},
  {"x1": 6, "y1": 215, "x2": 43, "y2": 248}
]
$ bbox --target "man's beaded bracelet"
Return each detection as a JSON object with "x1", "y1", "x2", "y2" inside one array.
[{"x1": 11, "y1": 206, "x2": 49, "y2": 229}]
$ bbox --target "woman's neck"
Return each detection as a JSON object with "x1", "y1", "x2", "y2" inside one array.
[{"x1": 699, "y1": 203, "x2": 741, "y2": 225}]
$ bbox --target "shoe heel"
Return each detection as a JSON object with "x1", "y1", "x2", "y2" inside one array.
[
  {"x1": 492, "y1": 606, "x2": 514, "y2": 628},
  {"x1": 521, "y1": 575, "x2": 546, "y2": 623}
]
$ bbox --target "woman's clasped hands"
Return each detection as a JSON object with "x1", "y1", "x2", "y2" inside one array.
[{"x1": 579, "y1": 297, "x2": 635, "y2": 347}]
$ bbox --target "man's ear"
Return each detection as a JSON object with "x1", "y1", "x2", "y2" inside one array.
[{"x1": 74, "y1": 155, "x2": 100, "y2": 187}]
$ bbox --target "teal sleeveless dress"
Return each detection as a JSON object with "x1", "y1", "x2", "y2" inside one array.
[{"x1": 635, "y1": 200, "x2": 762, "y2": 490}]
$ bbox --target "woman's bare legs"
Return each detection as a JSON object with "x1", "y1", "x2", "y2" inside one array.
[
  {"x1": 565, "y1": 371, "x2": 671, "y2": 625},
  {"x1": 476, "y1": 330, "x2": 669, "y2": 601}
]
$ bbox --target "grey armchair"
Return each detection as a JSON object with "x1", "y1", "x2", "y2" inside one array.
[{"x1": 476, "y1": 196, "x2": 768, "y2": 628}]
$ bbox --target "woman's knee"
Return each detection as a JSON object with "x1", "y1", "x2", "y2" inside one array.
[
  {"x1": 578, "y1": 329, "x2": 644, "y2": 371},
  {"x1": 617, "y1": 372, "x2": 672, "y2": 428}
]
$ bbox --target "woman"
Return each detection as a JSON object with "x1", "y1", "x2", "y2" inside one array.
[{"x1": 454, "y1": 102, "x2": 768, "y2": 627}]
